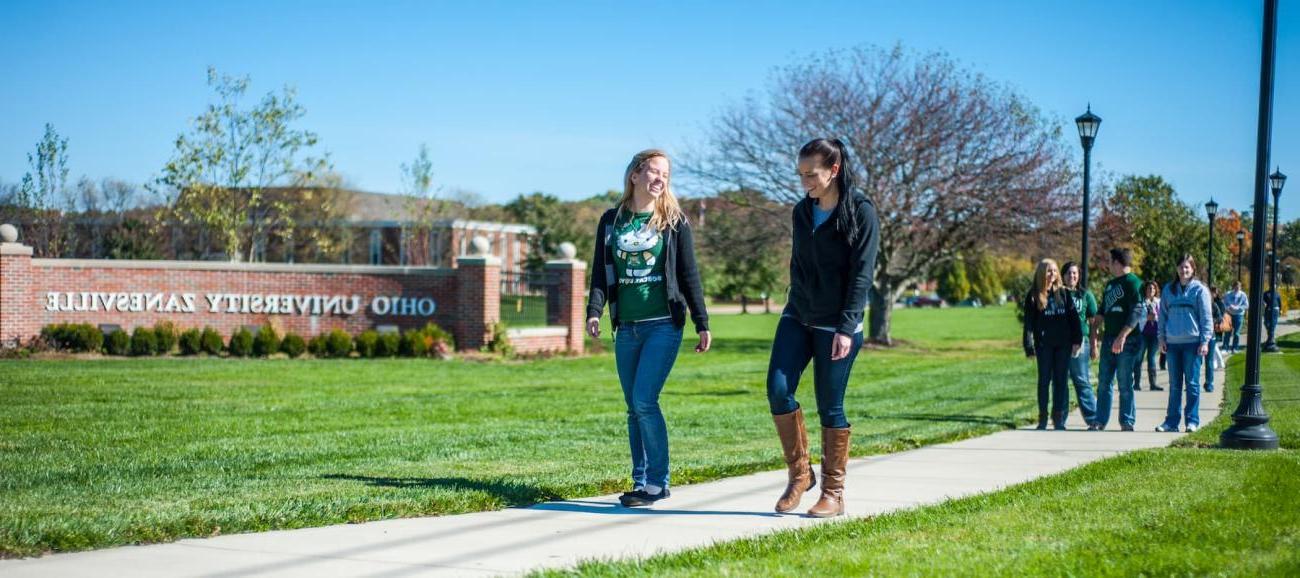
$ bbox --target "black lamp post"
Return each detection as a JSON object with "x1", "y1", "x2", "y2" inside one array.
[
  {"x1": 1237, "y1": 230, "x2": 1246, "y2": 283},
  {"x1": 1264, "y1": 167, "x2": 1286, "y2": 352},
  {"x1": 1206, "y1": 199, "x2": 1219, "y2": 288},
  {"x1": 1222, "y1": 0, "x2": 1279, "y2": 450},
  {"x1": 1075, "y1": 106, "x2": 1101, "y2": 290}
]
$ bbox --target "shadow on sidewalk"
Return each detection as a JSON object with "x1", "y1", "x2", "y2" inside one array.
[
  {"x1": 528, "y1": 499, "x2": 780, "y2": 518},
  {"x1": 860, "y1": 412, "x2": 1019, "y2": 427},
  {"x1": 321, "y1": 474, "x2": 562, "y2": 506}
]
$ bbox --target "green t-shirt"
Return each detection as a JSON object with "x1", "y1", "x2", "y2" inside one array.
[
  {"x1": 613, "y1": 212, "x2": 670, "y2": 322},
  {"x1": 1101, "y1": 272, "x2": 1142, "y2": 338},
  {"x1": 1069, "y1": 288, "x2": 1098, "y2": 338}
]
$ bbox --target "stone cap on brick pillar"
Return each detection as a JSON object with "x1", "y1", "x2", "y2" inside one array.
[
  {"x1": 457, "y1": 234, "x2": 501, "y2": 266},
  {"x1": 544, "y1": 241, "x2": 586, "y2": 270},
  {"x1": 0, "y1": 223, "x2": 33, "y2": 256}
]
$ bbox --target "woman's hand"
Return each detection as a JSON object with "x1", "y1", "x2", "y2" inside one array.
[
  {"x1": 695, "y1": 330, "x2": 712, "y2": 353},
  {"x1": 1160, "y1": 340, "x2": 1167, "y2": 354},
  {"x1": 1198, "y1": 342, "x2": 1209, "y2": 357},
  {"x1": 586, "y1": 317, "x2": 601, "y2": 338},
  {"x1": 1071, "y1": 344, "x2": 1081, "y2": 358},
  {"x1": 831, "y1": 333, "x2": 853, "y2": 361}
]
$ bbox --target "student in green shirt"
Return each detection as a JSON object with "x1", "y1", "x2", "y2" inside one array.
[
  {"x1": 1094, "y1": 248, "x2": 1146, "y2": 431},
  {"x1": 1061, "y1": 261, "x2": 1098, "y2": 427},
  {"x1": 585, "y1": 149, "x2": 711, "y2": 508}
]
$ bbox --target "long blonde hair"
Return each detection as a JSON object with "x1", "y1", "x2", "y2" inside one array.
[
  {"x1": 618, "y1": 149, "x2": 685, "y2": 231},
  {"x1": 1032, "y1": 258, "x2": 1061, "y2": 310}
]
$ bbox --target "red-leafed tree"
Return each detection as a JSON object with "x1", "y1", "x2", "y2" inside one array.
[{"x1": 686, "y1": 45, "x2": 1076, "y2": 344}]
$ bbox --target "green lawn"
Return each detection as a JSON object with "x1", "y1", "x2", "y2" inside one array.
[
  {"x1": 0, "y1": 307, "x2": 1035, "y2": 557},
  {"x1": 546, "y1": 331, "x2": 1300, "y2": 577},
  {"x1": 500, "y1": 294, "x2": 549, "y2": 328}
]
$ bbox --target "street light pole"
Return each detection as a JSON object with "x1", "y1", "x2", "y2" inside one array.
[
  {"x1": 1075, "y1": 106, "x2": 1101, "y2": 291},
  {"x1": 1237, "y1": 230, "x2": 1246, "y2": 283},
  {"x1": 1264, "y1": 167, "x2": 1287, "y2": 352},
  {"x1": 1222, "y1": 0, "x2": 1279, "y2": 450},
  {"x1": 1206, "y1": 199, "x2": 1219, "y2": 288}
]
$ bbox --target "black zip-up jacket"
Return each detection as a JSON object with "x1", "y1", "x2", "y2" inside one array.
[
  {"x1": 586, "y1": 208, "x2": 709, "y2": 333},
  {"x1": 1022, "y1": 288, "x2": 1083, "y2": 356},
  {"x1": 784, "y1": 191, "x2": 880, "y2": 335}
]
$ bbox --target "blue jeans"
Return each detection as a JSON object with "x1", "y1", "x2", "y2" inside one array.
[
  {"x1": 1163, "y1": 342, "x2": 1203, "y2": 429},
  {"x1": 1229, "y1": 313, "x2": 1244, "y2": 351},
  {"x1": 1068, "y1": 341, "x2": 1097, "y2": 424},
  {"x1": 1204, "y1": 338, "x2": 1218, "y2": 392},
  {"x1": 1132, "y1": 333, "x2": 1159, "y2": 389},
  {"x1": 614, "y1": 318, "x2": 683, "y2": 489},
  {"x1": 1266, "y1": 307, "x2": 1279, "y2": 342},
  {"x1": 1096, "y1": 334, "x2": 1139, "y2": 428},
  {"x1": 767, "y1": 316, "x2": 863, "y2": 428}
]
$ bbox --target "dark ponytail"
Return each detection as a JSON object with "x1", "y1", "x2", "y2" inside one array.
[{"x1": 799, "y1": 137, "x2": 861, "y2": 245}]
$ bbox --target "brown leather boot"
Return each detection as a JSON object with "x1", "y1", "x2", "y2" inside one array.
[
  {"x1": 773, "y1": 408, "x2": 816, "y2": 513},
  {"x1": 807, "y1": 426, "x2": 851, "y2": 518}
]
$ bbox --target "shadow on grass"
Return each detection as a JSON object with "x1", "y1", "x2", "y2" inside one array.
[
  {"x1": 859, "y1": 413, "x2": 1019, "y2": 427},
  {"x1": 321, "y1": 474, "x2": 563, "y2": 506},
  {"x1": 529, "y1": 499, "x2": 780, "y2": 518}
]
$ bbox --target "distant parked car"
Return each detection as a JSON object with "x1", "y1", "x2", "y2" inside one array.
[
  {"x1": 911, "y1": 295, "x2": 944, "y2": 308},
  {"x1": 957, "y1": 297, "x2": 984, "y2": 308}
]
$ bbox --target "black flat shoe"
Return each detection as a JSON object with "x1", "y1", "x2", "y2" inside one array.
[
  {"x1": 619, "y1": 487, "x2": 671, "y2": 507},
  {"x1": 1150, "y1": 385, "x2": 1164, "y2": 391}
]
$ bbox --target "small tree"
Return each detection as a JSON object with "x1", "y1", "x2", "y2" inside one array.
[
  {"x1": 158, "y1": 68, "x2": 330, "y2": 262},
  {"x1": 18, "y1": 124, "x2": 76, "y2": 257},
  {"x1": 935, "y1": 259, "x2": 970, "y2": 304}
]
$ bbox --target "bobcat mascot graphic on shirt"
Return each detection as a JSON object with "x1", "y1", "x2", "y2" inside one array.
[{"x1": 616, "y1": 223, "x2": 662, "y2": 284}]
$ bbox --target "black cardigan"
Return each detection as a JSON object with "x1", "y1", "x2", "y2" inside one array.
[
  {"x1": 585, "y1": 208, "x2": 710, "y2": 333},
  {"x1": 1022, "y1": 288, "x2": 1083, "y2": 356},
  {"x1": 784, "y1": 191, "x2": 880, "y2": 335}
]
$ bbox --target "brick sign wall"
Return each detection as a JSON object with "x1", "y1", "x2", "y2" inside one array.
[{"x1": 0, "y1": 236, "x2": 585, "y2": 355}]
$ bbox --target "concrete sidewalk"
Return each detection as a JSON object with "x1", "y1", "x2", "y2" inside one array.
[{"x1": 5, "y1": 332, "x2": 1288, "y2": 577}]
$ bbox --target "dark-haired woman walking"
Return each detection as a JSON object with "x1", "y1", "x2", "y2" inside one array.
[{"x1": 767, "y1": 138, "x2": 879, "y2": 518}]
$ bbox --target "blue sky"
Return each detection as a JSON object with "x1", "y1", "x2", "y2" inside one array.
[{"x1": 1, "y1": 0, "x2": 1297, "y2": 220}]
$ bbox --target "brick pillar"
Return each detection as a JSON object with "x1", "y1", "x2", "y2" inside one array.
[
  {"x1": 545, "y1": 258, "x2": 587, "y2": 354},
  {"x1": 0, "y1": 233, "x2": 35, "y2": 347},
  {"x1": 455, "y1": 252, "x2": 500, "y2": 351}
]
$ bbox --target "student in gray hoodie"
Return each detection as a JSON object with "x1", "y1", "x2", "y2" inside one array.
[{"x1": 1156, "y1": 254, "x2": 1214, "y2": 432}]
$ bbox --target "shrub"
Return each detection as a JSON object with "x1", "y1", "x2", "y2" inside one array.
[
  {"x1": 307, "y1": 334, "x2": 328, "y2": 357},
  {"x1": 483, "y1": 322, "x2": 513, "y2": 357},
  {"x1": 422, "y1": 322, "x2": 455, "y2": 352},
  {"x1": 178, "y1": 328, "x2": 202, "y2": 355},
  {"x1": 281, "y1": 333, "x2": 307, "y2": 358},
  {"x1": 376, "y1": 331, "x2": 401, "y2": 357},
  {"x1": 228, "y1": 327, "x2": 254, "y2": 357},
  {"x1": 130, "y1": 327, "x2": 157, "y2": 357},
  {"x1": 104, "y1": 329, "x2": 130, "y2": 355},
  {"x1": 252, "y1": 325, "x2": 281, "y2": 357},
  {"x1": 325, "y1": 329, "x2": 353, "y2": 358},
  {"x1": 200, "y1": 327, "x2": 224, "y2": 355},
  {"x1": 153, "y1": 321, "x2": 178, "y2": 355},
  {"x1": 355, "y1": 330, "x2": 380, "y2": 358},
  {"x1": 400, "y1": 329, "x2": 429, "y2": 357},
  {"x1": 40, "y1": 323, "x2": 103, "y2": 353}
]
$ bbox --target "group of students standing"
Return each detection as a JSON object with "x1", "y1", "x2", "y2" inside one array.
[
  {"x1": 585, "y1": 140, "x2": 879, "y2": 516},
  {"x1": 1021, "y1": 248, "x2": 1249, "y2": 433}
]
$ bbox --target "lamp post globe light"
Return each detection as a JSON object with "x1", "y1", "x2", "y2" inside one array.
[
  {"x1": 1221, "y1": 0, "x2": 1279, "y2": 450},
  {"x1": 1075, "y1": 105, "x2": 1101, "y2": 290},
  {"x1": 1264, "y1": 167, "x2": 1286, "y2": 352},
  {"x1": 1206, "y1": 199, "x2": 1219, "y2": 289},
  {"x1": 1237, "y1": 230, "x2": 1246, "y2": 283}
]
